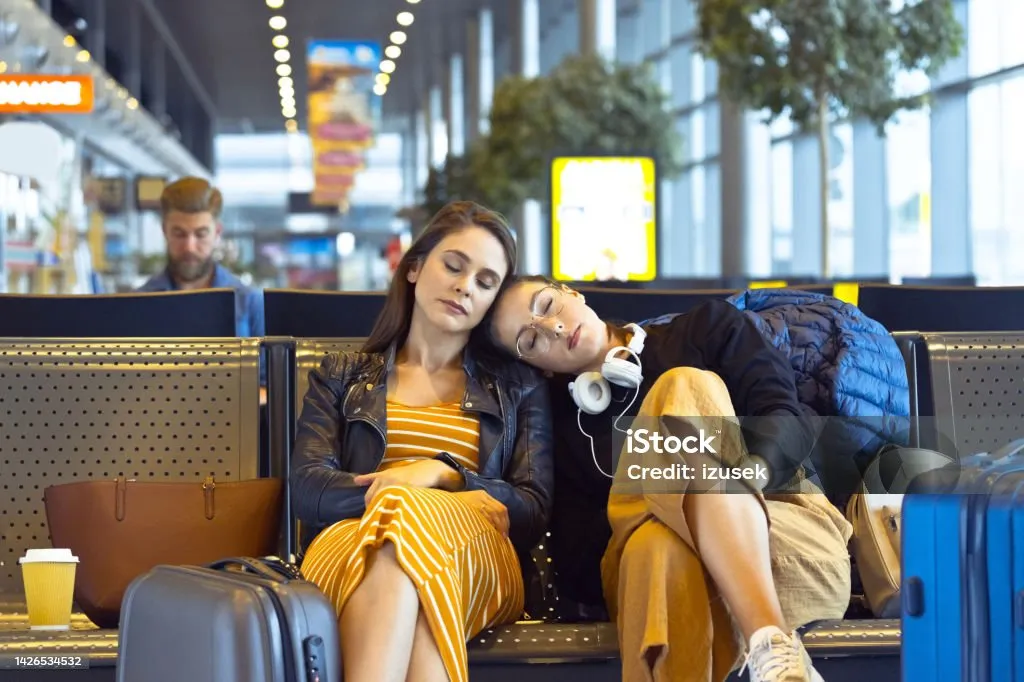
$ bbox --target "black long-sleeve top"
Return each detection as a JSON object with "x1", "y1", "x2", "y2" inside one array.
[{"x1": 546, "y1": 299, "x2": 813, "y2": 608}]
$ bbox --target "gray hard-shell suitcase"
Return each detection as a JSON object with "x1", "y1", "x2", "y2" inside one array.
[{"x1": 117, "y1": 557, "x2": 340, "y2": 682}]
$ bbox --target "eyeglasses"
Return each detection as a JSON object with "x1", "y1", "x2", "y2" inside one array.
[{"x1": 515, "y1": 286, "x2": 565, "y2": 359}]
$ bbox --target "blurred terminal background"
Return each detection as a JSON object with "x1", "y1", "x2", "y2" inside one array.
[{"x1": 0, "y1": 0, "x2": 1019, "y2": 294}]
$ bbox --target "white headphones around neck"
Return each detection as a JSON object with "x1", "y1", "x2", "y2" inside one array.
[{"x1": 568, "y1": 323, "x2": 647, "y2": 415}]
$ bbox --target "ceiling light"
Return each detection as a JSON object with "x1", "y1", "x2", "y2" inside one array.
[
  {"x1": 283, "y1": 108, "x2": 297, "y2": 119},
  {"x1": 373, "y1": 83, "x2": 387, "y2": 96},
  {"x1": 76, "y1": 50, "x2": 90, "y2": 62},
  {"x1": 126, "y1": 97, "x2": 139, "y2": 110},
  {"x1": 274, "y1": 49, "x2": 291, "y2": 63},
  {"x1": 269, "y1": 16, "x2": 287, "y2": 30},
  {"x1": 280, "y1": 85, "x2": 295, "y2": 98},
  {"x1": 266, "y1": 0, "x2": 284, "y2": 7},
  {"x1": 379, "y1": 59, "x2": 396, "y2": 74},
  {"x1": 278, "y1": 76, "x2": 293, "y2": 88},
  {"x1": 285, "y1": 120, "x2": 298, "y2": 132},
  {"x1": 407, "y1": 0, "x2": 421, "y2": 3},
  {"x1": 282, "y1": 94, "x2": 296, "y2": 104},
  {"x1": 376, "y1": 73, "x2": 390, "y2": 85},
  {"x1": 272, "y1": 35, "x2": 289, "y2": 48},
  {"x1": 63, "y1": 36, "x2": 75, "y2": 48},
  {"x1": 277, "y1": 64, "x2": 292, "y2": 77},
  {"x1": 385, "y1": 45, "x2": 401, "y2": 59},
  {"x1": 396, "y1": 12, "x2": 414, "y2": 26},
  {"x1": 390, "y1": 31, "x2": 407, "y2": 45}
]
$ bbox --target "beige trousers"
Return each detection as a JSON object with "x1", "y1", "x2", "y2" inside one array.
[{"x1": 600, "y1": 367, "x2": 854, "y2": 682}]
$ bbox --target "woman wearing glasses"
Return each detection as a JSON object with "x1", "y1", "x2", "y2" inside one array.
[
  {"x1": 486, "y1": 276, "x2": 852, "y2": 682},
  {"x1": 290, "y1": 204, "x2": 554, "y2": 682}
]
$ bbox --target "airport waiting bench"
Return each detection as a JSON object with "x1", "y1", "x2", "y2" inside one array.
[
  {"x1": 9, "y1": 329, "x2": 1024, "y2": 680},
  {"x1": 270, "y1": 338, "x2": 902, "y2": 682},
  {"x1": 0, "y1": 338, "x2": 263, "y2": 681}
]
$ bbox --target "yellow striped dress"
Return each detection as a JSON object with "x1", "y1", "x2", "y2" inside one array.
[{"x1": 299, "y1": 400, "x2": 525, "y2": 682}]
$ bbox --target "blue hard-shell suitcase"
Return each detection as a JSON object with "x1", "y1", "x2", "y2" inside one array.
[
  {"x1": 901, "y1": 438, "x2": 1024, "y2": 682},
  {"x1": 986, "y1": 453, "x2": 1024, "y2": 682}
]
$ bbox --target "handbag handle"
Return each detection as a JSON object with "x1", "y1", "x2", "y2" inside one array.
[{"x1": 206, "y1": 556, "x2": 301, "y2": 583}]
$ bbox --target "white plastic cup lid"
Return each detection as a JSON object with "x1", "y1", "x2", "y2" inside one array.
[{"x1": 18, "y1": 548, "x2": 79, "y2": 564}]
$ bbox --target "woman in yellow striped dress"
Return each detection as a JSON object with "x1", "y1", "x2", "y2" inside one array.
[{"x1": 290, "y1": 201, "x2": 554, "y2": 682}]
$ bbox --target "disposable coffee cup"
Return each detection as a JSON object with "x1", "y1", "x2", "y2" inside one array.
[{"x1": 18, "y1": 548, "x2": 79, "y2": 630}]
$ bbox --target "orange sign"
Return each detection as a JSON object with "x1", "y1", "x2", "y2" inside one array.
[{"x1": 0, "y1": 75, "x2": 95, "y2": 114}]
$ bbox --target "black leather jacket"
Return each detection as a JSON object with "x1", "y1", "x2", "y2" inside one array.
[{"x1": 290, "y1": 343, "x2": 555, "y2": 556}]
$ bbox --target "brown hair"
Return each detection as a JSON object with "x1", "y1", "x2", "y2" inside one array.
[
  {"x1": 160, "y1": 177, "x2": 223, "y2": 220},
  {"x1": 482, "y1": 274, "x2": 624, "y2": 363},
  {"x1": 481, "y1": 274, "x2": 564, "y2": 360},
  {"x1": 362, "y1": 201, "x2": 517, "y2": 354}
]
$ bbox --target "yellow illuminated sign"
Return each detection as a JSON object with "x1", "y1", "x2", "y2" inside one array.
[{"x1": 551, "y1": 156, "x2": 657, "y2": 282}]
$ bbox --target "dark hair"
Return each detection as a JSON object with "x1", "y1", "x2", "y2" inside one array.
[
  {"x1": 160, "y1": 177, "x2": 223, "y2": 219},
  {"x1": 481, "y1": 274, "x2": 622, "y2": 363},
  {"x1": 480, "y1": 274, "x2": 567, "y2": 361},
  {"x1": 362, "y1": 201, "x2": 517, "y2": 354}
]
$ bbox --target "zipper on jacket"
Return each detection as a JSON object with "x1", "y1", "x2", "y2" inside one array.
[
  {"x1": 493, "y1": 378, "x2": 511, "y2": 458},
  {"x1": 344, "y1": 383, "x2": 387, "y2": 465}
]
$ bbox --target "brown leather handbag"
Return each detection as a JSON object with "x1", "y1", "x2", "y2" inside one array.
[{"x1": 43, "y1": 476, "x2": 284, "y2": 629}]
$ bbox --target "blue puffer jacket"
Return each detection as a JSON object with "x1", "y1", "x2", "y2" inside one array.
[{"x1": 726, "y1": 289, "x2": 911, "y2": 477}]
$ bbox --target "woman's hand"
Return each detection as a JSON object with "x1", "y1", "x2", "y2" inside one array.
[
  {"x1": 454, "y1": 490, "x2": 510, "y2": 537},
  {"x1": 354, "y1": 460, "x2": 463, "y2": 506}
]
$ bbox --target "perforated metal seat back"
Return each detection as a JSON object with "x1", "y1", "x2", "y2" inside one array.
[
  {"x1": 293, "y1": 339, "x2": 367, "y2": 410},
  {"x1": 922, "y1": 332, "x2": 1024, "y2": 458},
  {"x1": 0, "y1": 339, "x2": 262, "y2": 595}
]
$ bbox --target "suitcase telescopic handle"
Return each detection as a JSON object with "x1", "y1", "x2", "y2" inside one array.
[{"x1": 206, "y1": 557, "x2": 294, "y2": 583}]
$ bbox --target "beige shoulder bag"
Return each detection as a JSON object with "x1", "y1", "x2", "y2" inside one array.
[{"x1": 846, "y1": 492, "x2": 903, "y2": 618}]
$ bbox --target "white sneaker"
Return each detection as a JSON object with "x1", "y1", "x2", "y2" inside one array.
[{"x1": 739, "y1": 627, "x2": 824, "y2": 682}]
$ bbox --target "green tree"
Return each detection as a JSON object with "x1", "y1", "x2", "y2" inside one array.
[
  {"x1": 693, "y1": 0, "x2": 963, "y2": 276},
  {"x1": 422, "y1": 53, "x2": 684, "y2": 217}
]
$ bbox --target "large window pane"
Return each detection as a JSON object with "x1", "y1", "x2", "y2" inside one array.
[
  {"x1": 886, "y1": 109, "x2": 932, "y2": 280},
  {"x1": 641, "y1": 0, "x2": 666, "y2": 57},
  {"x1": 1004, "y1": 0, "x2": 1024, "y2": 68},
  {"x1": 667, "y1": 168, "x2": 692, "y2": 276},
  {"x1": 689, "y1": 108, "x2": 706, "y2": 162},
  {"x1": 969, "y1": 83, "x2": 1002, "y2": 282},
  {"x1": 669, "y1": 0, "x2": 694, "y2": 38},
  {"x1": 828, "y1": 124, "x2": 855, "y2": 277},
  {"x1": 617, "y1": 11, "x2": 640, "y2": 64},
  {"x1": 704, "y1": 101, "x2": 720, "y2": 158},
  {"x1": 703, "y1": 162, "x2": 722, "y2": 276},
  {"x1": 771, "y1": 140, "x2": 794, "y2": 272},
  {"x1": 670, "y1": 45, "x2": 691, "y2": 109},
  {"x1": 968, "y1": 0, "x2": 1001, "y2": 76},
  {"x1": 690, "y1": 52, "x2": 706, "y2": 102},
  {"x1": 1002, "y1": 78, "x2": 1024, "y2": 275},
  {"x1": 969, "y1": 75, "x2": 1024, "y2": 284},
  {"x1": 769, "y1": 114, "x2": 794, "y2": 139}
]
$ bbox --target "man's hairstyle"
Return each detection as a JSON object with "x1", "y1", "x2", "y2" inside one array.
[{"x1": 160, "y1": 177, "x2": 223, "y2": 220}]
